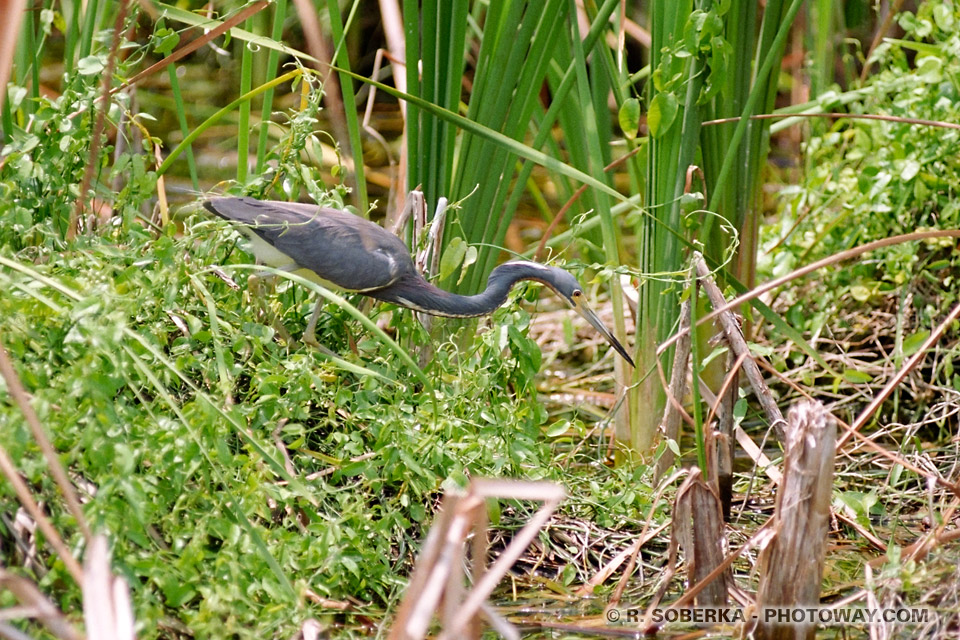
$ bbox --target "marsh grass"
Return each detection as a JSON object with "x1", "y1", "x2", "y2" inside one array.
[{"x1": 0, "y1": 0, "x2": 959, "y2": 637}]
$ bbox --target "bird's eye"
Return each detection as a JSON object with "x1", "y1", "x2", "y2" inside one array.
[{"x1": 572, "y1": 290, "x2": 582, "y2": 298}]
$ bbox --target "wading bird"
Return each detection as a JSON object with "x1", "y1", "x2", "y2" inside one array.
[{"x1": 204, "y1": 197, "x2": 634, "y2": 366}]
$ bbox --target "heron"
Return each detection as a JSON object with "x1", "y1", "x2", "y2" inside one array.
[{"x1": 203, "y1": 197, "x2": 634, "y2": 367}]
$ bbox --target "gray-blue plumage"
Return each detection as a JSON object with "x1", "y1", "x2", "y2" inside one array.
[
  {"x1": 203, "y1": 197, "x2": 634, "y2": 365},
  {"x1": 204, "y1": 197, "x2": 408, "y2": 292}
]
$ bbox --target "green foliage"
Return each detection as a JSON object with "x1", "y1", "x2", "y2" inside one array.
[
  {"x1": 1, "y1": 215, "x2": 623, "y2": 635},
  {"x1": 243, "y1": 71, "x2": 353, "y2": 206},
  {"x1": 0, "y1": 4, "x2": 664, "y2": 633},
  {"x1": 1, "y1": 73, "x2": 156, "y2": 249},
  {"x1": 762, "y1": 0, "x2": 960, "y2": 324}
]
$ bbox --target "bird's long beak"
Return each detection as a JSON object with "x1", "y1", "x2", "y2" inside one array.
[{"x1": 575, "y1": 299, "x2": 635, "y2": 367}]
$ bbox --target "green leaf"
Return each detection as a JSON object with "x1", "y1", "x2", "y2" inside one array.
[
  {"x1": 850, "y1": 285, "x2": 872, "y2": 302},
  {"x1": 153, "y1": 27, "x2": 180, "y2": 54},
  {"x1": 77, "y1": 55, "x2": 104, "y2": 75},
  {"x1": 917, "y1": 55, "x2": 943, "y2": 83},
  {"x1": 487, "y1": 498, "x2": 501, "y2": 527},
  {"x1": 647, "y1": 92, "x2": 678, "y2": 138},
  {"x1": 618, "y1": 98, "x2": 641, "y2": 140},
  {"x1": 7, "y1": 85, "x2": 27, "y2": 109},
  {"x1": 842, "y1": 369, "x2": 873, "y2": 384},
  {"x1": 439, "y1": 236, "x2": 468, "y2": 282},
  {"x1": 156, "y1": 2, "x2": 317, "y2": 63},
  {"x1": 546, "y1": 420, "x2": 571, "y2": 438},
  {"x1": 934, "y1": 4, "x2": 954, "y2": 30},
  {"x1": 901, "y1": 159, "x2": 921, "y2": 181},
  {"x1": 457, "y1": 246, "x2": 478, "y2": 286},
  {"x1": 902, "y1": 330, "x2": 930, "y2": 357},
  {"x1": 666, "y1": 438, "x2": 681, "y2": 456}
]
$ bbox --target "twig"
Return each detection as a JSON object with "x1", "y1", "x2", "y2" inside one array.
[
  {"x1": 0, "y1": 572, "x2": 83, "y2": 640},
  {"x1": 659, "y1": 230, "x2": 960, "y2": 356},
  {"x1": 608, "y1": 469, "x2": 686, "y2": 607},
  {"x1": 69, "y1": 0, "x2": 131, "y2": 239},
  {"x1": 0, "y1": 442, "x2": 84, "y2": 583},
  {"x1": 704, "y1": 111, "x2": 960, "y2": 131},
  {"x1": 860, "y1": 0, "x2": 908, "y2": 82},
  {"x1": 754, "y1": 357, "x2": 960, "y2": 499},
  {"x1": 694, "y1": 253, "x2": 787, "y2": 439},
  {"x1": 99, "y1": 2, "x2": 271, "y2": 109},
  {"x1": 533, "y1": 146, "x2": 643, "y2": 262},
  {"x1": 654, "y1": 300, "x2": 692, "y2": 480},
  {"x1": 838, "y1": 299, "x2": 960, "y2": 448}
]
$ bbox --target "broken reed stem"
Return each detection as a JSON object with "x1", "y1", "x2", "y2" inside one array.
[
  {"x1": 389, "y1": 479, "x2": 564, "y2": 640},
  {"x1": 703, "y1": 350, "x2": 745, "y2": 520},
  {"x1": 694, "y1": 253, "x2": 787, "y2": 439},
  {"x1": 754, "y1": 400, "x2": 836, "y2": 640},
  {"x1": 655, "y1": 299, "x2": 692, "y2": 481},
  {"x1": 674, "y1": 469, "x2": 730, "y2": 606}
]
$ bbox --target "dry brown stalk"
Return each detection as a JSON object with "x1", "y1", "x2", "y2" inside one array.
[
  {"x1": 705, "y1": 349, "x2": 745, "y2": 519},
  {"x1": 0, "y1": 436, "x2": 84, "y2": 584},
  {"x1": 839, "y1": 299, "x2": 960, "y2": 449},
  {"x1": 0, "y1": 572, "x2": 83, "y2": 640},
  {"x1": 388, "y1": 479, "x2": 565, "y2": 640},
  {"x1": 605, "y1": 468, "x2": 687, "y2": 608},
  {"x1": 753, "y1": 401, "x2": 836, "y2": 640},
  {"x1": 654, "y1": 299, "x2": 692, "y2": 481},
  {"x1": 674, "y1": 470, "x2": 731, "y2": 606},
  {"x1": 754, "y1": 357, "x2": 960, "y2": 499},
  {"x1": 532, "y1": 145, "x2": 643, "y2": 262},
  {"x1": 660, "y1": 230, "x2": 960, "y2": 359},
  {"x1": 573, "y1": 520, "x2": 670, "y2": 597},
  {"x1": 694, "y1": 254, "x2": 787, "y2": 438},
  {"x1": 860, "y1": 0, "x2": 909, "y2": 81},
  {"x1": 69, "y1": 0, "x2": 132, "y2": 240},
  {"x1": 118, "y1": 2, "x2": 272, "y2": 100}
]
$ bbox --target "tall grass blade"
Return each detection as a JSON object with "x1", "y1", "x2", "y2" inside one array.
[
  {"x1": 326, "y1": 0, "x2": 368, "y2": 212},
  {"x1": 166, "y1": 55, "x2": 200, "y2": 191},
  {"x1": 255, "y1": 0, "x2": 288, "y2": 174},
  {"x1": 237, "y1": 15, "x2": 255, "y2": 184}
]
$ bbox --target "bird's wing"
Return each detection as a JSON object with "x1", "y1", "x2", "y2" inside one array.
[{"x1": 205, "y1": 197, "x2": 413, "y2": 291}]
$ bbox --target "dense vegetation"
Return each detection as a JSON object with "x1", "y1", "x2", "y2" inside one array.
[{"x1": 0, "y1": 0, "x2": 958, "y2": 638}]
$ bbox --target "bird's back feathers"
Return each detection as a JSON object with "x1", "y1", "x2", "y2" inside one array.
[{"x1": 204, "y1": 197, "x2": 414, "y2": 292}]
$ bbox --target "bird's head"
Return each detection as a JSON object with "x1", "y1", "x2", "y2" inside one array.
[{"x1": 537, "y1": 266, "x2": 635, "y2": 368}]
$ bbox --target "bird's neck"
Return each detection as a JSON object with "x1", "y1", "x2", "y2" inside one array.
[{"x1": 374, "y1": 262, "x2": 555, "y2": 318}]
